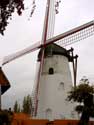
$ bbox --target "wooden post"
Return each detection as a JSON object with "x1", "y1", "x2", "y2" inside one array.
[{"x1": 74, "y1": 55, "x2": 78, "y2": 87}]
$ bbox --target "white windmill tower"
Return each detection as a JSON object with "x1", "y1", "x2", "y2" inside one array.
[
  {"x1": 32, "y1": 0, "x2": 78, "y2": 120},
  {"x1": 36, "y1": 45, "x2": 79, "y2": 120},
  {"x1": 0, "y1": 0, "x2": 94, "y2": 121}
]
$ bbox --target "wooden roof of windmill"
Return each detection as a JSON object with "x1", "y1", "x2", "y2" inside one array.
[{"x1": 38, "y1": 43, "x2": 73, "y2": 62}]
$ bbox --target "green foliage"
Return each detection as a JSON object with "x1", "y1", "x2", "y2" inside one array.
[
  {"x1": 75, "y1": 105, "x2": 83, "y2": 113},
  {"x1": 0, "y1": 0, "x2": 24, "y2": 35},
  {"x1": 13, "y1": 94, "x2": 33, "y2": 115},
  {"x1": 67, "y1": 83, "x2": 94, "y2": 103},
  {"x1": 18, "y1": 104, "x2": 21, "y2": 113},
  {"x1": 67, "y1": 77, "x2": 94, "y2": 125},
  {"x1": 0, "y1": 109, "x2": 13, "y2": 125},
  {"x1": 22, "y1": 94, "x2": 32, "y2": 115},
  {"x1": 0, "y1": 0, "x2": 36, "y2": 35},
  {"x1": 13, "y1": 100, "x2": 20, "y2": 113}
]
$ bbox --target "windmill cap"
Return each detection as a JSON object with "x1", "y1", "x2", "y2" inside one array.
[{"x1": 38, "y1": 43, "x2": 74, "y2": 62}]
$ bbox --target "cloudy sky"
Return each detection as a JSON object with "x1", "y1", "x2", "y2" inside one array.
[{"x1": 0, "y1": 0, "x2": 94, "y2": 109}]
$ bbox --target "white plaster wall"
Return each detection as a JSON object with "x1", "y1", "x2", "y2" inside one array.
[
  {"x1": 34, "y1": 0, "x2": 78, "y2": 121},
  {"x1": 36, "y1": 55, "x2": 78, "y2": 120}
]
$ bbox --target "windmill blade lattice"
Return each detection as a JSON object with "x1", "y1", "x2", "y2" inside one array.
[
  {"x1": 0, "y1": 0, "x2": 94, "y2": 117},
  {"x1": 54, "y1": 21, "x2": 94, "y2": 47},
  {"x1": 2, "y1": 20, "x2": 94, "y2": 66},
  {"x1": 31, "y1": 20, "x2": 94, "y2": 116},
  {"x1": 2, "y1": 41, "x2": 41, "y2": 66}
]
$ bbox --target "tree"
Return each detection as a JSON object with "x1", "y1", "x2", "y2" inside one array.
[
  {"x1": 13, "y1": 100, "x2": 20, "y2": 113},
  {"x1": 0, "y1": 0, "x2": 24, "y2": 35},
  {"x1": 0, "y1": 109, "x2": 13, "y2": 125},
  {"x1": 0, "y1": 0, "x2": 36, "y2": 35},
  {"x1": 18, "y1": 104, "x2": 21, "y2": 113},
  {"x1": 67, "y1": 77, "x2": 94, "y2": 125},
  {"x1": 22, "y1": 94, "x2": 32, "y2": 115}
]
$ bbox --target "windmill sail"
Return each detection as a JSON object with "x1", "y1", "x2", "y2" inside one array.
[
  {"x1": 2, "y1": 42, "x2": 40, "y2": 66},
  {"x1": 1, "y1": 0, "x2": 94, "y2": 104},
  {"x1": 2, "y1": 20, "x2": 94, "y2": 66},
  {"x1": 54, "y1": 20, "x2": 94, "y2": 47},
  {"x1": 32, "y1": 0, "x2": 56, "y2": 116}
]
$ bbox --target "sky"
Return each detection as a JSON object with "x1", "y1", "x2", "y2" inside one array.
[{"x1": 0, "y1": 0, "x2": 94, "y2": 109}]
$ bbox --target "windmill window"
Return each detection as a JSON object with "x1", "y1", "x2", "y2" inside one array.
[
  {"x1": 45, "y1": 108, "x2": 52, "y2": 119},
  {"x1": 59, "y1": 114, "x2": 65, "y2": 119},
  {"x1": 49, "y1": 68, "x2": 54, "y2": 75},
  {"x1": 58, "y1": 82, "x2": 64, "y2": 90},
  {"x1": 71, "y1": 111, "x2": 75, "y2": 118}
]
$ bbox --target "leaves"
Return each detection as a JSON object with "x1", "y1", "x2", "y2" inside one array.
[
  {"x1": 0, "y1": 109, "x2": 13, "y2": 124},
  {"x1": 67, "y1": 77, "x2": 94, "y2": 125},
  {"x1": 67, "y1": 83, "x2": 94, "y2": 103},
  {"x1": 13, "y1": 94, "x2": 33, "y2": 115},
  {"x1": 22, "y1": 94, "x2": 32, "y2": 115},
  {"x1": 0, "y1": 0, "x2": 24, "y2": 35},
  {"x1": 75, "y1": 105, "x2": 83, "y2": 113},
  {"x1": 0, "y1": 0, "x2": 37, "y2": 35},
  {"x1": 13, "y1": 100, "x2": 20, "y2": 113}
]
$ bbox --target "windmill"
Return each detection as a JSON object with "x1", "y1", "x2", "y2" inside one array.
[{"x1": 0, "y1": 0, "x2": 94, "y2": 120}]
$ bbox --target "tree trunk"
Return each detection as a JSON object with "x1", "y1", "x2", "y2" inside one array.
[{"x1": 78, "y1": 106, "x2": 90, "y2": 125}]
